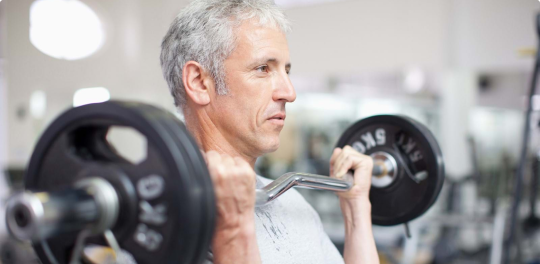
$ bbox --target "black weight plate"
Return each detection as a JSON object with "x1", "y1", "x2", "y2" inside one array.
[
  {"x1": 157, "y1": 109, "x2": 215, "y2": 264},
  {"x1": 132, "y1": 102, "x2": 215, "y2": 264},
  {"x1": 109, "y1": 104, "x2": 207, "y2": 264},
  {"x1": 24, "y1": 101, "x2": 215, "y2": 264},
  {"x1": 336, "y1": 115, "x2": 444, "y2": 226}
]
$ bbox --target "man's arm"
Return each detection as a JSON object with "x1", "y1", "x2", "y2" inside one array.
[
  {"x1": 330, "y1": 146, "x2": 380, "y2": 264},
  {"x1": 340, "y1": 198, "x2": 378, "y2": 264},
  {"x1": 206, "y1": 151, "x2": 262, "y2": 264},
  {"x1": 212, "y1": 217, "x2": 260, "y2": 264}
]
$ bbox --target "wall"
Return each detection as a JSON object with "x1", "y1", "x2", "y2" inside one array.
[
  {"x1": 451, "y1": 0, "x2": 538, "y2": 71},
  {"x1": 284, "y1": 0, "x2": 451, "y2": 75}
]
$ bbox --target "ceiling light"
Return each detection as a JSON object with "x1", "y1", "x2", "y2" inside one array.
[{"x1": 30, "y1": 0, "x2": 104, "y2": 60}]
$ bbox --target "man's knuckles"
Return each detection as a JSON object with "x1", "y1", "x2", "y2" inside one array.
[
  {"x1": 206, "y1": 150, "x2": 221, "y2": 161},
  {"x1": 342, "y1": 145, "x2": 354, "y2": 152}
]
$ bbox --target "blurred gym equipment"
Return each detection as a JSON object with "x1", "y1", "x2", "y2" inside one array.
[{"x1": 504, "y1": 13, "x2": 540, "y2": 264}]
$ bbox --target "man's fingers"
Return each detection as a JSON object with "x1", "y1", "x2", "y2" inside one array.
[
  {"x1": 342, "y1": 145, "x2": 353, "y2": 152},
  {"x1": 335, "y1": 147, "x2": 356, "y2": 170},
  {"x1": 329, "y1": 148, "x2": 342, "y2": 175},
  {"x1": 332, "y1": 147, "x2": 373, "y2": 179},
  {"x1": 201, "y1": 151, "x2": 208, "y2": 164},
  {"x1": 206, "y1": 151, "x2": 222, "y2": 178},
  {"x1": 233, "y1": 156, "x2": 249, "y2": 168},
  {"x1": 331, "y1": 146, "x2": 375, "y2": 199},
  {"x1": 332, "y1": 150, "x2": 350, "y2": 178},
  {"x1": 206, "y1": 150, "x2": 221, "y2": 163},
  {"x1": 233, "y1": 157, "x2": 255, "y2": 185},
  {"x1": 221, "y1": 154, "x2": 235, "y2": 168},
  {"x1": 234, "y1": 157, "x2": 253, "y2": 175},
  {"x1": 330, "y1": 148, "x2": 342, "y2": 166},
  {"x1": 336, "y1": 156, "x2": 354, "y2": 179}
]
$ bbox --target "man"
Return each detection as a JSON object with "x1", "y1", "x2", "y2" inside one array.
[{"x1": 160, "y1": 0, "x2": 379, "y2": 263}]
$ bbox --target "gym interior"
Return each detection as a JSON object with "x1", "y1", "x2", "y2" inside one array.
[{"x1": 0, "y1": 0, "x2": 539, "y2": 263}]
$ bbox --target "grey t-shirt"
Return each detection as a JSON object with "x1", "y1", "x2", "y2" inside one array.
[{"x1": 206, "y1": 176, "x2": 344, "y2": 264}]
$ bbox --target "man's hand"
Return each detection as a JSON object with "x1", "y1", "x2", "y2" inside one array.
[
  {"x1": 205, "y1": 151, "x2": 261, "y2": 264},
  {"x1": 329, "y1": 146, "x2": 380, "y2": 264},
  {"x1": 206, "y1": 151, "x2": 256, "y2": 230},
  {"x1": 329, "y1": 146, "x2": 373, "y2": 200}
]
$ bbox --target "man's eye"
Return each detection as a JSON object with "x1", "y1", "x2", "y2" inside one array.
[{"x1": 256, "y1": 65, "x2": 268, "y2": 73}]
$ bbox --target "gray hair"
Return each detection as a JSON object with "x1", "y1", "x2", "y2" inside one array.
[{"x1": 160, "y1": 0, "x2": 291, "y2": 111}]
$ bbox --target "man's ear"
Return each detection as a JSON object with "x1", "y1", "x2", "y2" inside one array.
[{"x1": 182, "y1": 61, "x2": 213, "y2": 106}]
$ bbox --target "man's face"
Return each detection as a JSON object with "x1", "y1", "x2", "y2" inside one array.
[{"x1": 209, "y1": 20, "x2": 296, "y2": 157}]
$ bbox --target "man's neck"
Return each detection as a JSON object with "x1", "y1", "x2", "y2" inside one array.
[{"x1": 184, "y1": 109, "x2": 257, "y2": 168}]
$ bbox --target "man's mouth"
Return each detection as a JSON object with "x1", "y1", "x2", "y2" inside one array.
[{"x1": 268, "y1": 113, "x2": 286, "y2": 121}]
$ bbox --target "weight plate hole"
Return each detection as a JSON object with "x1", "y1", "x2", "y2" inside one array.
[{"x1": 106, "y1": 127, "x2": 148, "y2": 165}]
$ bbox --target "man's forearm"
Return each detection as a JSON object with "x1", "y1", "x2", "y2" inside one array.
[
  {"x1": 341, "y1": 198, "x2": 380, "y2": 264},
  {"x1": 212, "y1": 220, "x2": 261, "y2": 264}
]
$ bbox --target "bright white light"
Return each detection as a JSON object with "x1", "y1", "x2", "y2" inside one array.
[
  {"x1": 532, "y1": 95, "x2": 540, "y2": 111},
  {"x1": 403, "y1": 67, "x2": 426, "y2": 94},
  {"x1": 30, "y1": 0, "x2": 104, "y2": 60},
  {"x1": 73, "y1": 87, "x2": 110, "y2": 107},
  {"x1": 30, "y1": 90, "x2": 47, "y2": 119}
]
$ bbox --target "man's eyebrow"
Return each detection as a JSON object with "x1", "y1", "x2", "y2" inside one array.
[
  {"x1": 266, "y1": 58, "x2": 291, "y2": 70},
  {"x1": 248, "y1": 57, "x2": 291, "y2": 68},
  {"x1": 260, "y1": 57, "x2": 278, "y2": 65}
]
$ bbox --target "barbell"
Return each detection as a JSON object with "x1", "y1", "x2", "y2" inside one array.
[{"x1": 5, "y1": 101, "x2": 445, "y2": 264}]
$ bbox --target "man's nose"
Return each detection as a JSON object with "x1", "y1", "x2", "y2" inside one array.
[{"x1": 273, "y1": 73, "x2": 296, "y2": 103}]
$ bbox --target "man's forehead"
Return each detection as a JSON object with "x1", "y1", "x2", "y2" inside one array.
[{"x1": 232, "y1": 21, "x2": 289, "y2": 61}]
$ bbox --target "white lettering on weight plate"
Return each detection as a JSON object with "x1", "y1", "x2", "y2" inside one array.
[
  {"x1": 137, "y1": 175, "x2": 164, "y2": 200},
  {"x1": 134, "y1": 224, "x2": 163, "y2": 251},
  {"x1": 361, "y1": 132, "x2": 377, "y2": 150},
  {"x1": 135, "y1": 174, "x2": 167, "y2": 252},
  {"x1": 139, "y1": 201, "x2": 167, "y2": 225},
  {"x1": 375, "y1": 128, "x2": 386, "y2": 145},
  {"x1": 352, "y1": 141, "x2": 366, "y2": 153},
  {"x1": 352, "y1": 128, "x2": 387, "y2": 153},
  {"x1": 410, "y1": 150, "x2": 423, "y2": 162},
  {"x1": 402, "y1": 138, "x2": 417, "y2": 154}
]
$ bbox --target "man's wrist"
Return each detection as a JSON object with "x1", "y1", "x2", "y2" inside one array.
[
  {"x1": 340, "y1": 196, "x2": 371, "y2": 209},
  {"x1": 213, "y1": 216, "x2": 257, "y2": 246},
  {"x1": 212, "y1": 216, "x2": 261, "y2": 264},
  {"x1": 340, "y1": 197, "x2": 372, "y2": 225}
]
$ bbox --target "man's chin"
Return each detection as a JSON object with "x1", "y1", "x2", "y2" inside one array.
[
  {"x1": 263, "y1": 143, "x2": 279, "y2": 154},
  {"x1": 258, "y1": 140, "x2": 280, "y2": 155}
]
